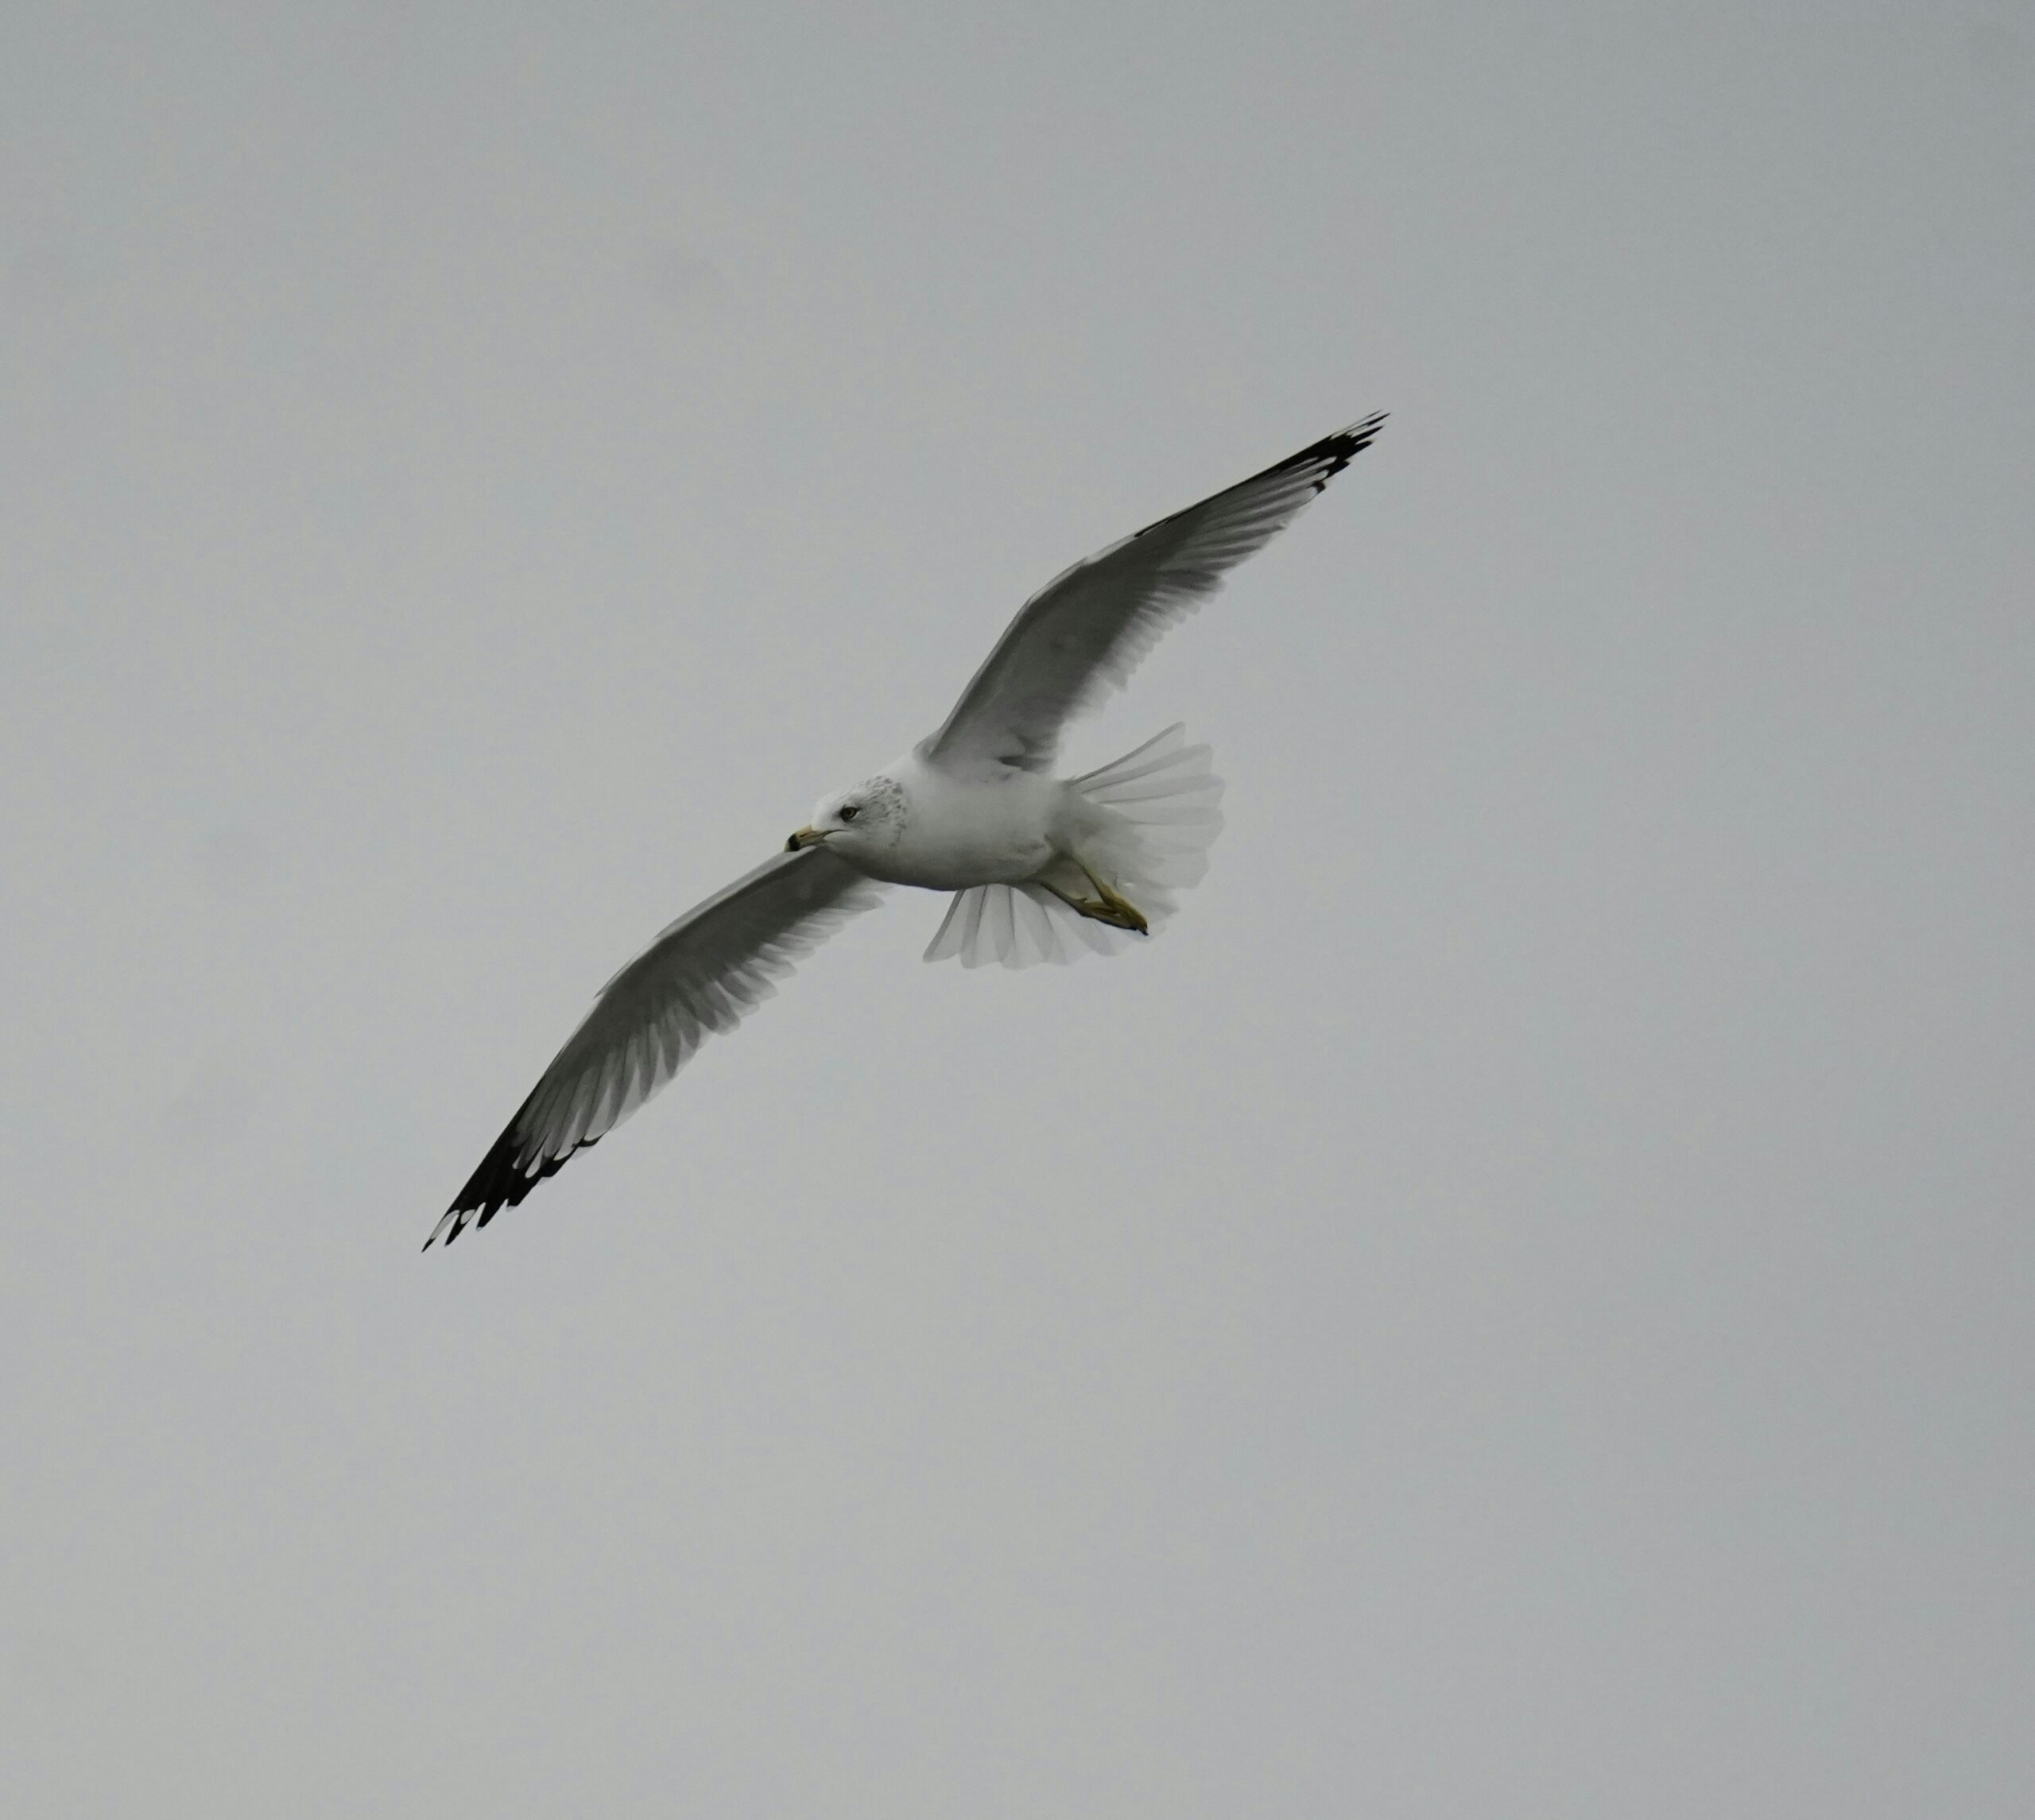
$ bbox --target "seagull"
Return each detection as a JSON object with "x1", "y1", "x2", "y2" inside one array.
[{"x1": 428, "y1": 414, "x2": 1386, "y2": 1248}]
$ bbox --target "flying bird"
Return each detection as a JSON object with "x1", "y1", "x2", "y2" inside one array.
[{"x1": 428, "y1": 414, "x2": 1386, "y2": 1248}]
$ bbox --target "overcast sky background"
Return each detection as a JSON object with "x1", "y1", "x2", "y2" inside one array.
[{"x1": 4, "y1": 3, "x2": 2031, "y2": 1814}]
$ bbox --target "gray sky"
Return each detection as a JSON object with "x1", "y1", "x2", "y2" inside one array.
[{"x1": 3, "y1": 3, "x2": 2031, "y2": 1814}]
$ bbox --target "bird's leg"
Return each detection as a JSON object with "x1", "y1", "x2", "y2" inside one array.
[
  {"x1": 1042, "y1": 865, "x2": 1149, "y2": 935},
  {"x1": 1087, "y1": 870, "x2": 1149, "y2": 934}
]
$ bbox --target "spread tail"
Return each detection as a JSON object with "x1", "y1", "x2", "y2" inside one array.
[{"x1": 924, "y1": 725, "x2": 1224, "y2": 969}]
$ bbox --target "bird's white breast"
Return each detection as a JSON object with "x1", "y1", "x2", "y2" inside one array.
[{"x1": 862, "y1": 753, "x2": 1066, "y2": 891}]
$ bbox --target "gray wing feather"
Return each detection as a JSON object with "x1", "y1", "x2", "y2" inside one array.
[
  {"x1": 921, "y1": 416, "x2": 1386, "y2": 772},
  {"x1": 428, "y1": 846, "x2": 885, "y2": 1247}
]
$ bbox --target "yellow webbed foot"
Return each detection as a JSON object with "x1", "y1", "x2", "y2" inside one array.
[{"x1": 1041, "y1": 864, "x2": 1149, "y2": 935}]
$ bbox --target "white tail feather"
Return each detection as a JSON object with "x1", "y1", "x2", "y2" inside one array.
[
  {"x1": 923, "y1": 725, "x2": 1224, "y2": 970},
  {"x1": 924, "y1": 881, "x2": 1126, "y2": 968}
]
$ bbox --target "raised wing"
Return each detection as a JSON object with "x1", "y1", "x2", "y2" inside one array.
[
  {"x1": 428, "y1": 847, "x2": 885, "y2": 1248},
  {"x1": 921, "y1": 415, "x2": 1386, "y2": 773}
]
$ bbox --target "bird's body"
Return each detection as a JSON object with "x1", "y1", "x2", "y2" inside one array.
[
  {"x1": 826, "y1": 751, "x2": 1068, "y2": 891},
  {"x1": 429, "y1": 414, "x2": 1386, "y2": 1247}
]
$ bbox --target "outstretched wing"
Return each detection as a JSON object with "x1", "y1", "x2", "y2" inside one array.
[
  {"x1": 921, "y1": 415, "x2": 1386, "y2": 773},
  {"x1": 428, "y1": 847, "x2": 886, "y2": 1248}
]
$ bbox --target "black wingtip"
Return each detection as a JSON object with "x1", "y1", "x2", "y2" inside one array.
[
  {"x1": 426, "y1": 1098, "x2": 602, "y2": 1251},
  {"x1": 1127, "y1": 411, "x2": 1390, "y2": 550},
  {"x1": 1296, "y1": 412, "x2": 1388, "y2": 493}
]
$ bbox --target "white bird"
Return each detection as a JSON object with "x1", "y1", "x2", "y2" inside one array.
[{"x1": 428, "y1": 415, "x2": 1386, "y2": 1247}]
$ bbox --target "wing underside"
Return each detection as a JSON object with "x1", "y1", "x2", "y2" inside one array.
[
  {"x1": 428, "y1": 846, "x2": 885, "y2": 1248},
  {"x1": 921, "y1": 414, "x2": 1386, "y2": 772}
]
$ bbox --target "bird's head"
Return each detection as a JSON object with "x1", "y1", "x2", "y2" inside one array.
[{"x1": 787, "y1": 775, "x2": 906, "y2": 858}]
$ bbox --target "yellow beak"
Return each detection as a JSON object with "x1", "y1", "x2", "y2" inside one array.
[{"x1": 785, "y1": 826, "x2": 827, "y2": 852}]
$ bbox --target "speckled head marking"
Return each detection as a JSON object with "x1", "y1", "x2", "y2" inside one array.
[
  {"x1": 786, "y1": 773, "x2": 909, "y2": 855},
  {"x1": 846, "y1": 775, "x2": 906, "y2": 828}
]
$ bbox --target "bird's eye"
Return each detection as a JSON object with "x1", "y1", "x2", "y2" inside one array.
[{"x1": 839, "y1": 804, "x2": 860, "y2": 822}]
